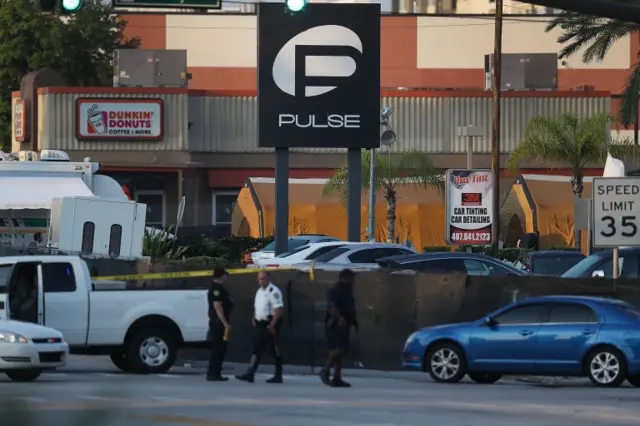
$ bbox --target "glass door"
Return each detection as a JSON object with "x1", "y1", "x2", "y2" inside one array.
[{"x1": 135, "y1": 190, "x2": 166, "y2": 228}]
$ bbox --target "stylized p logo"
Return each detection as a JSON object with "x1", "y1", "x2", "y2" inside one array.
[{"x1": 272, "y1": 25, "x2": 363, "y2": 98}]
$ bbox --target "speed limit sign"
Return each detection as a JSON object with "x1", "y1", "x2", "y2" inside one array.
[{"x1": 592, "y1": 177, "x2": 640, "y2": 247}]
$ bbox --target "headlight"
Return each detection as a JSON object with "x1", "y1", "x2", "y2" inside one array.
[{"x1": 0, "y1": 331, "x2": 28, "y2": 344}]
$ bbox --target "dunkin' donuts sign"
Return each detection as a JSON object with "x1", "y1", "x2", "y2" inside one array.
[{"x1": 76, "y1": 99, "x2": 163, "y2": 141}]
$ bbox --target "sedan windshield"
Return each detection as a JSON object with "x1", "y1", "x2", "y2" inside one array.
[{"x1": 561, "y1": 253, "x2": 607, "y2": 278}]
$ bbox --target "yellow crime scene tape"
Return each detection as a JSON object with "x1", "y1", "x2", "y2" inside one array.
[{"x1": 92, "y1": 266, "x2": 315, "y2": 282}]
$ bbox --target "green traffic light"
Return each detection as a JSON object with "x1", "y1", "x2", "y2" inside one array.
[
  {"x1": 62, "y1": 0, "x2": 82, "y2": 11},
  {"x1": 286, "y1": 0, "x2": 306, "y2": 12}
]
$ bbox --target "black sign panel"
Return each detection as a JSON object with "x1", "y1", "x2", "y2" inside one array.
[{"x1": 257, "y1": 3, "x2": 381, "y2": 149}]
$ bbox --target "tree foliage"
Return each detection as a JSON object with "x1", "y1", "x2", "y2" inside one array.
[
  {"x1": 0, "y1": 0, "x2": 140, "y2": 149},
  {"x1": 323, "y1": 149, "x2": 443, "y2": 241},
  {"x1": 545, "y1": 7, "x2": 640, "y2": 125},
  {"x1": 506, "y1": 112, "x2": 639, "y2": 195}
]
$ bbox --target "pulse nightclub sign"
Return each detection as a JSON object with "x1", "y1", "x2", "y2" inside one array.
[
  {"x1": 445, "y1": 169, "x2": 495, "y2": 246},
  {"x1": 257, "y1": 3, "x2": 381, "y2": 148}
]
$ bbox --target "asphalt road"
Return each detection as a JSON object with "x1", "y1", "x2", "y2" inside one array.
[{"x1": 1, "y1": 356, "x2": 640, "y2": 426}]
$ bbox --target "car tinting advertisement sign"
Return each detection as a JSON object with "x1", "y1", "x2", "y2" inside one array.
[
  {"x1": 76, "y1": 99, "x2": 164, "y2": 141},
  {"x1": 257, "y1": 3, "x2": 381, "y2": 149},
  {"x1": 445, "y1": 169, "x2": 494, "y2": 246}
]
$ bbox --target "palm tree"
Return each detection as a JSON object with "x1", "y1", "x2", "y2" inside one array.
[
  {"x1": 323, "y1": 149, "x2": 443, "y2": 242},
  {"x1": 506, "y1": 112, "x2": 638, "y2": 249},
  {"x1": 546, "y1": 10, "x2": 640, "y2": 125}
]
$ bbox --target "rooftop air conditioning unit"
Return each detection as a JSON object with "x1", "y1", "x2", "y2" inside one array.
[
  {"x1": 18, "y1": 151, "x2": 38, "y2": 162},
  {"x1": 40, "y1": 150, "x2": 70, "y2": 162}
]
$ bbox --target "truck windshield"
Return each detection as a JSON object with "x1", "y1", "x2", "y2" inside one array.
[{"x1": 0, "y1": 264, "x2": 12, "y2": 293}]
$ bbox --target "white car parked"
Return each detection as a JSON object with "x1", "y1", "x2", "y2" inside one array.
[
  {"x1": 295, "y1": 242, "x2": 419, "y2": 271},
  {"x1": 248, "y1": 234, "x2": 341, "y2": 267},
  {"x1": 253, "y1": 241, "x2": 351, "y2": 268},
  {"x1": 0, "y1": 320, "x2": 69, "y2": 382}
]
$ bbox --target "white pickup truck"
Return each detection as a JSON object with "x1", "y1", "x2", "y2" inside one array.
[{"x1": 0, "y1": 255, "x2": 209, "y2": 374}]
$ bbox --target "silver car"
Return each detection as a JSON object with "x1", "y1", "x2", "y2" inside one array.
[
  {"x1": 295, "y1": 242, "x2": 418, "y2": 271},
  {"x1": 248, "y1": 234, "x2": 341, "y2": 267}
]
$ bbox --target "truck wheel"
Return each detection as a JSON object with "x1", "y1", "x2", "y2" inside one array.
[
  {"x1": 109, "y1": 351, "x2": 133, "y2": 373},
  {"x1": 126, "y1": 328, "x2": 178, "y2": 374},
  {"x1": 6, "y1": 369, "x2": 43, "y2": 382}
]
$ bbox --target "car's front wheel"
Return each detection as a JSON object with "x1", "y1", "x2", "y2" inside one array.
[
  {"x1": 6, "y1": 368, "x2": 43, "y2": 382},
  {"x1": 586, "y1": 347, "x2": 627, "y2": 388},
  {"x1": 468, "y1": 372, "x2": 502, "y2": 384},
  {"x1": 425, "y1": 342, "x2": 467, "y2": 383}
]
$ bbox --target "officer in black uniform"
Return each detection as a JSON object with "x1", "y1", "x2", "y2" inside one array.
[
  {"x1": 236, "y1": 270, "x2": 284, "y2": 383},
  {"x1": 319, "y1": 269, "x2": 358, "y2": 388},
  {"x1": 207, "y1": 266, "x2": 234, "y2": 382}
]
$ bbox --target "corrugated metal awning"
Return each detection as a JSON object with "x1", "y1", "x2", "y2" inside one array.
[{"x1": 0, "y1": 177, "x2": 94, "y2": 210}]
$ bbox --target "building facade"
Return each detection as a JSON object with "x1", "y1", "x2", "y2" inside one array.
[{"x1": 9, "y1": 14, "x2": 634, "y2": 232}]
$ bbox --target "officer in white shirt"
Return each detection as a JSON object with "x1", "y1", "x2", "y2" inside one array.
[{"x1": 235, "y1": 270, "x2": 285, "y2": 383}]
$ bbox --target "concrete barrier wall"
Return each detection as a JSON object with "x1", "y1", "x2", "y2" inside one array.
[{"x1": 86, "y1": 259, "x2": 629, "y2": 370}]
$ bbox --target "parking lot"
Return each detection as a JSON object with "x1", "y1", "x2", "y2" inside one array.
[{"x1": 0, "y1": 356, "x2": 639, "y2": 426}]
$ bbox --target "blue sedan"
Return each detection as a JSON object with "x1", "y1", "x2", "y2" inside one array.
[{"x1": 402, "y1": 296, "x2": 640, "y2": 387}]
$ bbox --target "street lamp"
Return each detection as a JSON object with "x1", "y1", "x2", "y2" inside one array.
[{"x1": 367, "y1": 106, "x2": 397, "y2": 242}]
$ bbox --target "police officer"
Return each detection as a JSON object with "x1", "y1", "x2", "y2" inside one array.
[
  {"x1": 207, "y1": 266, "x2": 234, "y2": 382},
  {"x1": 236, "y1": 271, "x2": 284, "y2": 383},
  {"x1": 319, "y1": 269, "x2": 358, "y2": 388}
]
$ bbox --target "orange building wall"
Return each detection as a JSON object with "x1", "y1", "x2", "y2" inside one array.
[{"x1": 118, "y1": 14, "x2": 639, "y2": 95}]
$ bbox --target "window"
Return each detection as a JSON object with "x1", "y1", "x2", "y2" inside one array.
[
  {"x1": 277, "y1": 245, "x2": 310, "y2": 258},
  {"x1": 546, "y1": 303, "x2": 598, "y2": 323},
  {"x1": 81, "y1": 221, "x2": 95, "y2": 254},
  {"x1": 464, "y1": 259, "x2": 491, "y2": 276},
  {"x1": 464, "y1": 259, "x2": 513, "y2": 276},
  {"x1": 314, "y1": 247, "x2": 351, "y2": 263},
  {"x1": 307, "y1": 245, "x2": 346, "y2": 260},
  {"x1": 262, "y1": 238, "x2": 310, "y2": 252},
  {"x1": 532, "y1": 256, "x2": 585, "y2": 276},
  {"x1": 0, "y1": 264, "x2": 13, "y2": 293},
  {"x1": 212, "y1": 191, "x2": 239, "y2": 225},
  {"x1": 348, "y1": 249, "x2": 381, "y2": 263},
  {"x1": 42, "y1": 263, "x2": 76, "y2": 293},
  {"x1": 136, "y1": 191, "x2": 165, "y2": 228},
  {"x1": 348, "y1": 248, "x2": 413, "y2": 264},
  {"x1": 493, "y1": 304, "x2": 547, "y2": 325},
  {"x1": 592, "y1": 256, "x2": 640, "y2": 279},
  {"x1": 415, "y1": 259, "x2": 467, "y2": 273},
  {"x1": 109, "y1": 225, "x2": 123, "y2": 258}
]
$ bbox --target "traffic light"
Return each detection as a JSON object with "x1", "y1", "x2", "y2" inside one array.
[
  {"x1": 38, "y1": 0, "x2": 83, "y2": 13},
  {"x1": 285, "y1": 0, "x2": 306, "y2": 12}
]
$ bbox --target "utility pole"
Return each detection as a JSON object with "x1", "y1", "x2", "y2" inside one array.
[{"x1": 491, "y1": 0, "x2": 503, "y2": 248}]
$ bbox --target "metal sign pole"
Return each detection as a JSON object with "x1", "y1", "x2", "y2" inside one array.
[{"x1": 612, "y1": 246, "x2": 619, "y2": 280}]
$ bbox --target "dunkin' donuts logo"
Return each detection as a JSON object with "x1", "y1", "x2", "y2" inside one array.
[
  {"x1": 86, "y1": 104, "x2": 154, "y2": 135},
  {"x1": 76, "y1": 99, "x2": 163, "y2": 141}
]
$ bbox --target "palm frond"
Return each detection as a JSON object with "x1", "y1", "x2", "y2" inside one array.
[
  {"x1": 620, "y1": 58, "x2": 640, "y2": 126},
  {"x1": 323, "y1": 149, "x2": 443, "y2": 202},
  {"x1": 546, "y1": 11, "x2": 640, "y2": 62},
  {"x1": 507, "y1": 113, "x2": 614, "y2": 174},
  {"x1": 385, "y1": 150, "x2": 444, "y2": 191},
  {"x1": 322, "y1": 165, "x2": 348, "y2": 202}
]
